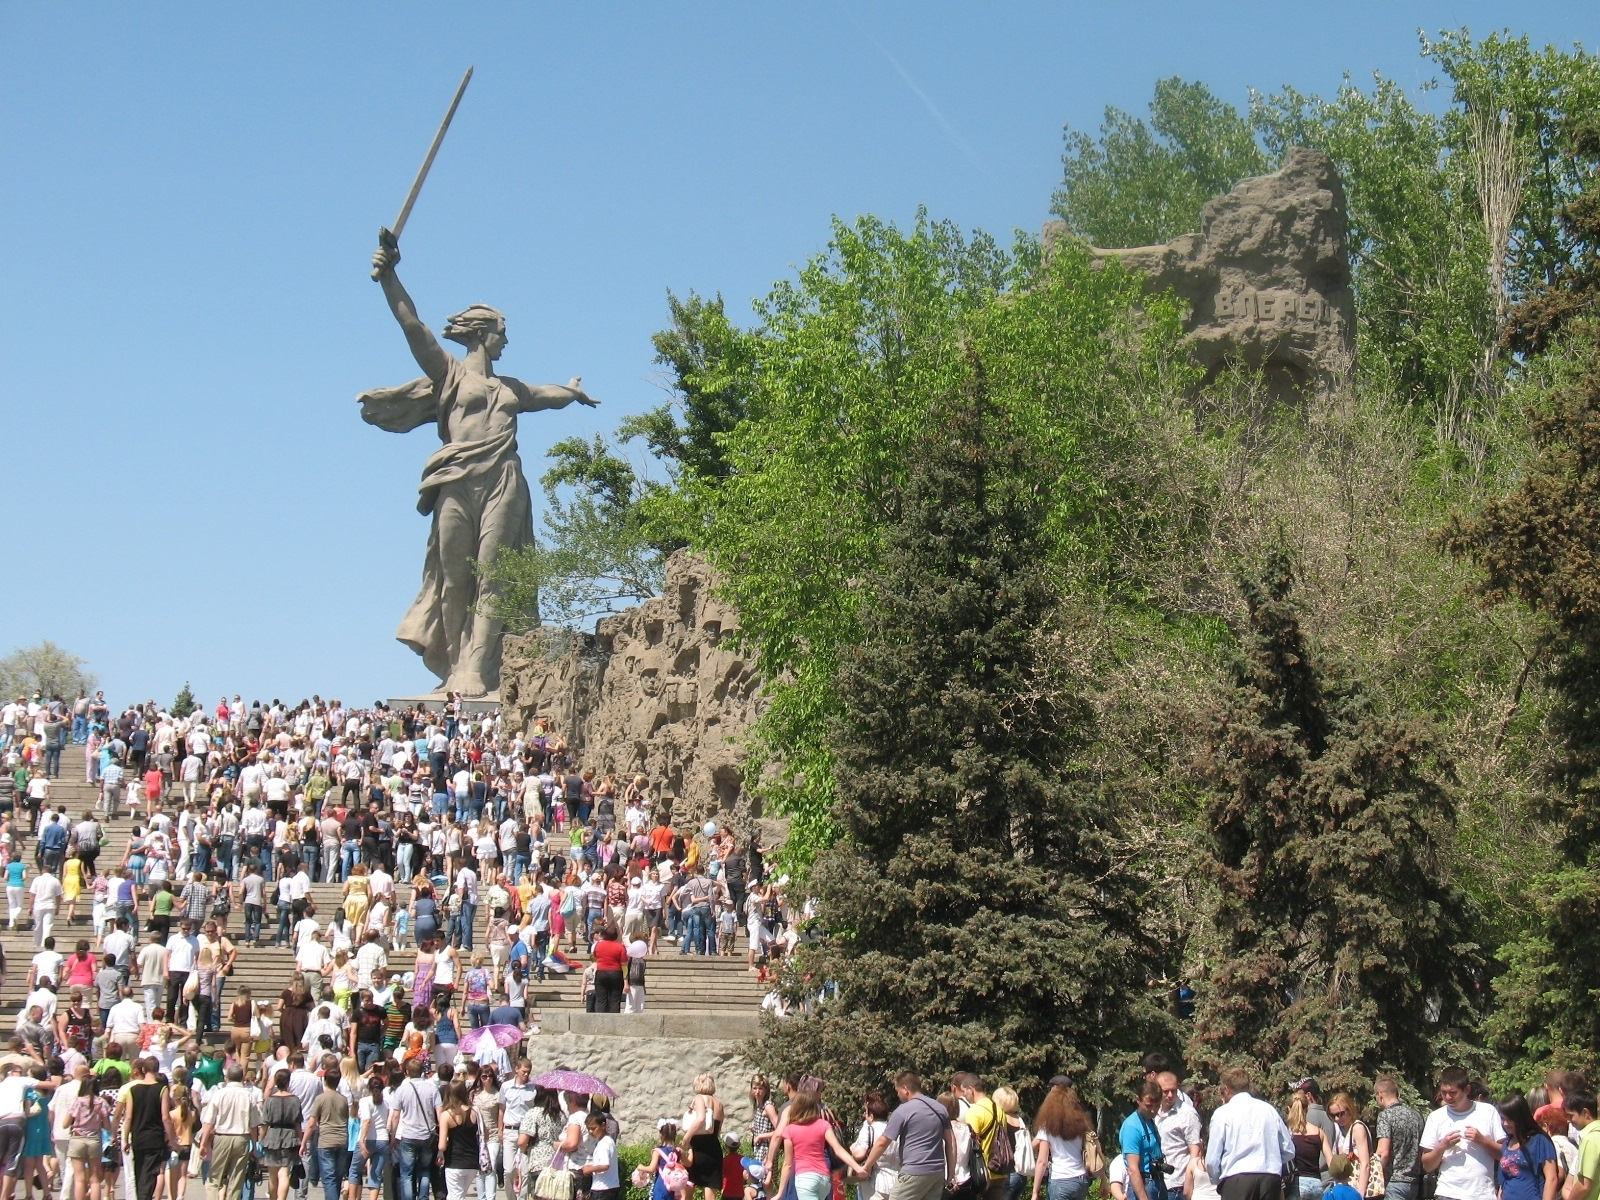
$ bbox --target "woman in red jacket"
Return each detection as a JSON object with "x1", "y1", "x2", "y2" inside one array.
[{"x1": 591, "y1": 922, "x2": 627, "y2": 1013}]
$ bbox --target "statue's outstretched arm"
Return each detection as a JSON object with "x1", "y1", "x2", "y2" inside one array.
[
  {"x1": 371, "y1": 242, "x2": 451, "y2": 383},
  {"x1": 510, "y1": 377, "x2": 600, "y2": 413}
]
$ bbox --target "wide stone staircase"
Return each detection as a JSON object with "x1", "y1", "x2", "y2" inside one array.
[{"x1": 0, "y1": 745, "x2": 767, "y2": 1023}]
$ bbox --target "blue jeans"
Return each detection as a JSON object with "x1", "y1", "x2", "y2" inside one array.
[
  {"x1": 244, "y1": 904, "x2": 263, "y2": 942},
  {"x1": 191, "y1": 844, "x2": 211, "y2": 876},
  {"x1": 1046, "y1": 1179, "x2": 1090, "y2": 1200},
  {"x1": 72, "y1": 716, "x2": 88, "y2": 744},
  {"x1": 468, "y1": 1002, "x2": 490, "y2": 1029},
  {"x1": 397, "y1": 1139, "x2": 433, "y2": 1200},
  {"x1": 360, "y1": 1142, "x2": 388, "y2": 1189},
  {"x1": 43, "y1": 747, "x2": 61, "y2": 777},
  {"x1": 342, "y1": 841, "x2": 361, "y2": 881},
  {"x1": 118, "y1": 901, "x2": 139, "y2": 939},
  {"x1": 1383, "y1": 1184, "x2": 1416, "y2": 1200},
  {"x1": 304, "y1": 843, "x2": 321, "y2": 883},
  {"x1": 275, "y1": 904, "x2": 292, "y2": 946},
  {"x1": 509, "y1": 854, "x2": 528, "y2": 884},
  {"x1": 217, "y1": 838, "x2": 235, "y2": 880},
  {"x1": 357, "y1": 1042, "x2": 382, "y2": 1071},
  {"x1": 680, "y1": 904, "x2": 712, "y2": 954},
  {"x1": 457, "y1": 901, "x2": 476, "y2": 949},
  {"x1": 317, "y1": 1147, "x2": 349, "y2": 1200}
]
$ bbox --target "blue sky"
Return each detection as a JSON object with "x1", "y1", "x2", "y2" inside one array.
[{"x1": 1, "y1": 2, "x2": 1592, "y2": 709}]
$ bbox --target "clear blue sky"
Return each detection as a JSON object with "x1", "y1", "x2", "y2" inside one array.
[{"x1": 2, "y1": 2, "x2": 1591, "y2": 709}]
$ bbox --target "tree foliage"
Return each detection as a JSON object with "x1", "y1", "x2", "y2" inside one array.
[
  {"x1": 679, "y1": 213, "x2": 1191, "y2": 869},
  {"x1": 171, "y1": 683, "x2": 198, "y2": 718},
  {"x1": 1054, "y1": 77, "x2": 1269, "y2": 248},
  {"x1": 474, "y1": 435, "x2": 665, "y2": 631},
  {"x1": 0, "y1": 641, "x2": 95, "y2": 701},
  {"x1": 1188, "y1": 553, "x2": 1485, "y2": 1092},
  {"x1": 752, "y1": 380, "x2": 1171, "y2": 1104}
]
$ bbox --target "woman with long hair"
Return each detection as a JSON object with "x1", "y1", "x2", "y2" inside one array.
[
  {"x1": 748, "y1": 1075, "x2": 780, "y2": 1164},
  {"x1": 437, "y1": 1081, "x2": 482, "y2": 1200},
  {"x1": 64, "y1": 1070, "x2": 109, "y2": 1200},
  {"x1": 1031, "y1": 1079, "x2": 1094, "y2": 1200},
  {"x1": 1326, "y1": 1094, "x2": 1373, "y2": 1198},
  {"x1": 1285, "y1": 1095, "x2": 1333, "y2": 1200},
  {"x1": 356, "y1": 1075, "x2": 390, "y2": 1200},
  {"x1": 1497, "y1": 1094, "x2": 1559, "y2": 1200},
  {"x1": 776, "y1": 1089, "x2": 862, "y2": 1200},
  {"x1": 473, "y1": 1068, "x2": 503, "y2": 1200}
]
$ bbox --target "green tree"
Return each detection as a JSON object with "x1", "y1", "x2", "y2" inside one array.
[
  {"x1": 751, "y1": 374, "x2": 1170, "y2": 1103},
  {"x1": 682, "y1": 213, "x2": 1188, "y2": 868},
  {"x1": 1441, "y1": 301, "x2": 1600, "y2": 1079},
  {"x1": 1053, "y1": 77, "x2": 1269, "y2": 248},
  {"x1": 474, "y1": 435, "x2": 665, "y2": 631},
  {"x1": 621, "y1": 291, "x2": 758, "y2": 483},
  {"x1": 0, "y1": 641, "x2": 95, "y2": 701},
  {"x1": 1189, "y1": 553, "x2": 1484, "y2": 1094},
  {"x1": 171, "y1": 683, "x2": 198, "y2": 718}
]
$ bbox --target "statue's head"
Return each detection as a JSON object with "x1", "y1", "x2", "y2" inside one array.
[{"x1": 443, "y1": 304, "x2": 508, "y2": 360}]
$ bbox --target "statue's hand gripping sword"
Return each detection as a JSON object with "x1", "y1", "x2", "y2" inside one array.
[{"x1": 371, "y1": 66, "x2": 474, "y2": 279}]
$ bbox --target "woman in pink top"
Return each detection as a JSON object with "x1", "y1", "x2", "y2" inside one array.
[{"x1": 778, "y1": 1091, "x2": 864, "y2": 1200}]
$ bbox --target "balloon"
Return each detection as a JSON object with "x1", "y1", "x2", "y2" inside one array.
[
  {"x1": 703, "y1": 821, "x2": 718, "y2": 838},
  {"x1": 627, "y1": 940, "x2": 649, "y2": 959}
]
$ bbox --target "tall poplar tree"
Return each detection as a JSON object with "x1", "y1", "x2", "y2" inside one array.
[
  {"x1": 1189, "y1": 555, "x2": 1484, "y2": 1093},
  {"x1": 752, "y1": 357, "x2": 1170, "y2": 1104}
]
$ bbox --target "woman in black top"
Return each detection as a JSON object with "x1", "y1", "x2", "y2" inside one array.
[
  {"x1": 125, "y1": 1060, "x2": 173, "y2": 1200},
  {"x1": 260, "y1": 1070, "x2": 304, "y2": 1200},
  {"x1": 438, "y1": 1081, "x2": 482, "y2": 1200}
]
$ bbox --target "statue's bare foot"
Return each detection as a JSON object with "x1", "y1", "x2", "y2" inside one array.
[{"x1": 447, "y1": 671, "x2": 492, "y2": 698}]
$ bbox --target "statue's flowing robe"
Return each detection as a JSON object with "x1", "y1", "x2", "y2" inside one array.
[{"x1": 357, "y1": 360, "x2": 536, "y2": 685}]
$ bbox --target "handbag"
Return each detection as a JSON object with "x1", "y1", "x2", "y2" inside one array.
[
  {"x1": 532, "y1": 1168, "x2": 576, "y2": 1200},
  {"x1": 1355, "y1": 1122, "x2": 1386, "y2": 1199}
]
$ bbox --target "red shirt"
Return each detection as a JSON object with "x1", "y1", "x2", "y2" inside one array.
[
  {"x1": 722, "y1": 1154, "x2": 745, "y2": 1198},
  {"x1": 592, "y1": 938, "x2": 627, "y2": 972}
]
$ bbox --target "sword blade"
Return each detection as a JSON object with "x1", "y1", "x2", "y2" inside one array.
[{"x1": 391, "y1": 65, "x2": 474, "y2": 242}]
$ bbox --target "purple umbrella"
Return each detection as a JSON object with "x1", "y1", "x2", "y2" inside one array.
[
  {"x1": 532, "y1": 1069, "x2": 616, "y2": 1097},
  {"x1": 459, "y1": 1024, "x2": 525, "y2": 1053}
]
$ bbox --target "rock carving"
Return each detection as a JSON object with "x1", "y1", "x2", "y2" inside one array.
[{"x1": 1046, "y1": 147, "x2": 1356, "y2": 401}]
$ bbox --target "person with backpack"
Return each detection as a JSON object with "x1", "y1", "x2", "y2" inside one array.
[
  {"x1": 954, "y1": 1074, "x2": 1010, "y2": 1200},
  {"x1": 1029, "y1": 1078, "x2": 1099, "y2": 1200}
]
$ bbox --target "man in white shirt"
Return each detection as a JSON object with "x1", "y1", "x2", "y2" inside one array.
[
  {"x1": 354, "y1": 931, "x2": 388, "y2": 992},
  {"x1": 1206, "y1": 1067, "x2": 1295, "y2": 1200},
  {"x1": 455, "y1": 865, "x2": 479, "y2": 951},
  {"x1": 1156, "y1": 1071, "x2": 1203, "y2": 1184},
  {"x1": 296, "y1": 931, "x2": 330, "y2": 1000},
  {"x1": 101, "y1": 921, "x2": 135, "y2": 978},
  {"x1": 104, "y1": 993, "x2": 146, "y2": 1057},
  {"x1": 1419, "y1": 1067, "x2": 1507, "y2": 1200},
  {"x1": 165, "y1": 920, "x2": 199, "y2": 1023},
  {"x1": 28, "y1": 941, "x2": 64, "y2": 992},
  {"x1": 136, "y1": 933, "x2": 167, "y2": 1017},
  {"x1": 28, "y1": 870, "x2": 63, "y2": 948}
]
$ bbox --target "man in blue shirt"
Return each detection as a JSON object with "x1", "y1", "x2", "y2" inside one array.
[{"x1": 1122, "y1": 1081, "x2": 1168, "y2": 1200}]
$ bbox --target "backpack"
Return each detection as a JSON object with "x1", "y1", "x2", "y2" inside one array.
[{"x1": 987, "y1": 1112, "x2": 1016, "y2": 1177}]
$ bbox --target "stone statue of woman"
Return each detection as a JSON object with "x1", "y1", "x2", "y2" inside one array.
[{"x1": 360, "y1": 238, "x2": 596, "y2": 696}]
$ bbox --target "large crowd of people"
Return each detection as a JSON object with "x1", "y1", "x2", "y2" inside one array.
[{"x1": 6, "y1": 694, "x2": 1591, "y2": 1200}]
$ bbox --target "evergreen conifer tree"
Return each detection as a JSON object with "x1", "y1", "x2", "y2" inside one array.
[
  {"x1": 1444, "y1": 124, "x2": 1600, "y2": 1080},
  {"x1": 752, "y1": 357, "x2": 1170, "y2": 1103},
  {"x1": 1189, "y1": 554, "x2": 1483, "y2": 1093}
]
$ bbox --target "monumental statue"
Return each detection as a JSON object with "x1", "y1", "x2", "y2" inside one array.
[
  {"x1": 355, "y1": 69, "x2": 596, "y2": 697},
  {"x1": 359, "y1": 242, "x2": 596, "y2": 697}
]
